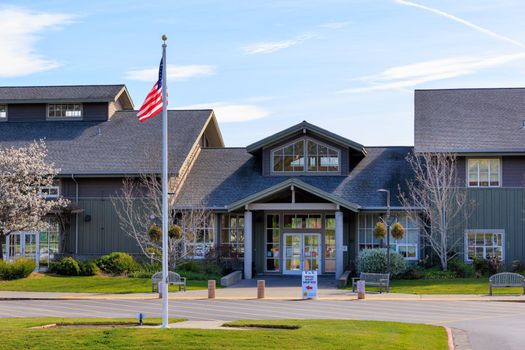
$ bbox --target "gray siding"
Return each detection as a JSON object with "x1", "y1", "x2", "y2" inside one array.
[
  {"x1": 4, "y1": 102, "x2": 109, "y2": 122},
  {"x1": 65, "y1": 198, "x2": 142, "y2": 257},
  {"x1": 61, "y1": 177, "x2": 125, "y2": 198},
  {"x1": 5, "y1": 104, "x2": 46, "y2": 122},
  {"x1": 457, "y1": 156, "x2": 525, "y2": 187}
]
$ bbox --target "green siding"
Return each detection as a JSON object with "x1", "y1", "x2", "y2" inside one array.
[{"x1": 456, "y1": 188, "x2": 525, "y2": 265}]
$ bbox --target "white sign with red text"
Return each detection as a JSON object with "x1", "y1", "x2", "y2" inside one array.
[{"x1": 301, "y1": 270, "x2": 318, "y2": 299}]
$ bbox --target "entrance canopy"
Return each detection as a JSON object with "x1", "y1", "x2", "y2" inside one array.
[{"x1": 227, "y1": 178, "x2": 360, "y2": 212}]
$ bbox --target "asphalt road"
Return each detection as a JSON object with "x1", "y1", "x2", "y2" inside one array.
[{"x1": 1, "y1": 298, "x2": 524, "y2": 349}]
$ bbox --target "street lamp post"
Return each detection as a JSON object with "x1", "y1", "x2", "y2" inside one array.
[{"x1": 378, "y1": 189, "x2": 391, "y2": 274}]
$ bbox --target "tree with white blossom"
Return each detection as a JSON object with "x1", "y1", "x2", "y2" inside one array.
[{"x1": 0, "y1": 141, "x2": 69, "y2": 260}]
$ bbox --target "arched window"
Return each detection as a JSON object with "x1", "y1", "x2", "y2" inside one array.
[{"x1": 272, "y1": 138, "x2": 339, "y2": 173}]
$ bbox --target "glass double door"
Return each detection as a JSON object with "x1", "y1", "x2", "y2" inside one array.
[{"x1": 283, "y1": 233, "x2": 321, "y2": 275}]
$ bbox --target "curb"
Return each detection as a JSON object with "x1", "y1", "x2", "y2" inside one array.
[{"x1": 444, "y1": 326, "x2": 455, "y2": 350}]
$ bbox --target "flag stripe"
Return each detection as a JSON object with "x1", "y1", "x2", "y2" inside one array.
[{"x1": 137, "y1": 59, "x2": 165, "y2": 122}]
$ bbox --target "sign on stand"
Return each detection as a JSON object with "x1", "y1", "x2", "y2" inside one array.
[{"x1": 302, "y1": 270, "x2": 318, "y2": 299}]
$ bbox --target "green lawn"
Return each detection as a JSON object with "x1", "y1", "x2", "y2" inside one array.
[
  {"x1": 0, "y1": 318, "x2": 448, "y2": 350},
  {"x1": 347, "y1": 277, "x2": 524, "y2": 295},
  {"x1": 0, "y1": 274, "x2": 211, "y2": 293}
]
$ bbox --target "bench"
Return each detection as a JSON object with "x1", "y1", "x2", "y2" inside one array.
[
  {"x1": 352, "y1": 272, "x2": 390, "y2": 292},
  {"x1": 151, "y1": 271, "x2": 186, "y2": 292},
  {"x1": 338, "y1": 270, "x2": 351, "y2": 289},
  {"x1": 489, "y1": 272, "x2": 525, "y2": 296}
]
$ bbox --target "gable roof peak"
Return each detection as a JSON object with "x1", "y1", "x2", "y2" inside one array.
[{"x1": 246, "y1": 120, "x2": 367, "y2": 155}]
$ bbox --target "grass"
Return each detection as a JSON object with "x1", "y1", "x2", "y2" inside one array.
[
  {"x1": 346, "y1": 277, "x2": 525, "y2": 295},
  {"x1": 0, "y1": 318, "x2": 448, "y2": 350},
  {"x1": 0, "y1": 273, "x2": 211, "y2": 293}
]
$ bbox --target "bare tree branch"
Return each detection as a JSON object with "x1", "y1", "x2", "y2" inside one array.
[{"x1": 399, "y1": 152, "x2": 474, "y2": 270}]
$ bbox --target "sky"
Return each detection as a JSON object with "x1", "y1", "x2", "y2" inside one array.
[{"x1": 2, "y1": 0, "x2": 525, "y2": 147}]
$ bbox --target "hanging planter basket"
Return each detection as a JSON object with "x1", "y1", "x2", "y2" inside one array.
[
  {"x1": 147, "y1": 224, "x2": 162, "y2": 242},
  {"x1": 373, "y1": 222, "x2": 387, "y2": 240},
  {"x1": 391, "y1": 222, "x2": 405, "y2": 240},
  {"x1": 168, "y1": 224, "x2": 182, "y2": 240}
]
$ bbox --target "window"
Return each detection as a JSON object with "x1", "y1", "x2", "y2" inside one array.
[
  {"x1": 393, "y1": 215, "x2": 419, "y2": 260},
  {"x1": 183, "y1": 214, "x2": 215, "y2": 258},
  {"x1": 48, "y1": 104, "x2": 82, "y2": 118},
  {"x1": 325, "y1": 216, "x2": 336, "y2": 272},
  {"x1": 220, "y1": 214, "x2": 244, "y2": 256},
  {"x1": 358, "y1": 213, "x2": 420, "y2": 260},
  {"x1": 283, "y1": 214, "x2": 322, "y2": 229},
  {"x1": 39, "y1": 219, "x2": 60, "y2": 267},
  {"x1": 39, "y1": 186, "x2": 59, "y2": 199},
  {"x1": 358, "y1": 213, "x2": 381, "y2": 250},
  {"x1": 465, "y1": 230, "x2": 504, "y2": 261},
  {"x1": 265, "y1": 214, "x2": 280, "y2": 272},
  {"x1": 468, "y1": 159, "x2": 500, "y2": 187},
  {"x1": 272, "y1": 138, "x2": 339, "y2": 173},
  {"x1": 0, "y1": 104, "x2": 6, "y2": 119}
]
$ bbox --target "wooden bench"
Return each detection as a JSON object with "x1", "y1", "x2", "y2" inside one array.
[
  {"x1": 489, "y1": 272, "x2": 525, "y2": 296},
  {"x1": 352, "y1": 272, "x2": 390, "y2": 292},
  {"x1": 151, "y1": 271, "x2": 187, "y2": 292},
  {"x1": 338, "y1": 270, "x2": 351, "y2": 288}
]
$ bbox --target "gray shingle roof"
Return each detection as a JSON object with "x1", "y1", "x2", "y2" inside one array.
[
  {"x1": 0, "y1": 85, "x2": 126, "y2": 103},
  {"x1": 0, "y1": 109, "x2": 213, "y2": 175},
  {"x1": 415, "y1": 88, "x2": 525, "y2": 153},
  {"x1": 176, "y1": 146, "x2": 414, "y2": 209}
]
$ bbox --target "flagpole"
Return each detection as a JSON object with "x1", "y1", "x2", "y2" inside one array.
[{"x1": 161, "y1": 34, "x2": 169, "y2": 329}]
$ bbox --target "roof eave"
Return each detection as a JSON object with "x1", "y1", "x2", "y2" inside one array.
[{"x1": 226, "y1": 178, "x2": 360, "y2": 212}]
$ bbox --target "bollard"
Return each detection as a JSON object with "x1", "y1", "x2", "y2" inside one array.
[
  {"x1": 158, "y1": 281, "x2": 163, "y2": 299},
  {"x1": 257, "y1": 280, "x2": 265, "y2": 299},
  {"x1": 208, "y1": 280, "x2": 216, "y2": 299},
  {"x1": 357, "y1": 280, "x2": 365, "y2": 300}
]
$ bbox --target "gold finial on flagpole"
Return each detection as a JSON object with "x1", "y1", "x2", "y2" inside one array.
[{"x1": 162, "y1": 34, "x2": 168, "y2": 42}]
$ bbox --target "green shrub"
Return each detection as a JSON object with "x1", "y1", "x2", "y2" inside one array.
[
  {"x1": 96, "y1": 252, "x2": 138, "y2": 275},
  {"x1": 424, "y1": 269, "x2": 456, "y2": 280},
  {"x1": 0, "y1": 258, "x2": 36, "y2": 280},
  {"x1": 178, "y1": 260, "x2": 204, "y2": 273},
  {"x1": 79, "y1": 260, "x2": 99, "y2": 276},
  {"x1": 357, "y1": 248, "x2": 406, "y2": 276},
  {"x1": 448, "y1": 259, "x2": 475, "y2": 278},
  {"x1": 398, "y1": 266, "x2": 424, "y2": 280},
  {"x1": 512, "y1": 260, "x2": 525, "y2": 273},
  {"x1": 472, "y1": 256, "x2": 489, "y2": 276},
  {"x1": 128, "y1": 263, "x2": 161, "y2": 278},
  {"x1": 49, "y1": 257, "x2": 81, "y2": 276}
]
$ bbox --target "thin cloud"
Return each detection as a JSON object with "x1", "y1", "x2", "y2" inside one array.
[
  {"x1": 341, "y1": 53, "x2": 525, "y2": 93},
  {"x1": 242, "y1": 33, "x2": 315, "y2": 55},
  {"x1": 395, "y1": 0, "x2": 525, "y2": 49},
  {"x1": 178, "y1": 101, "x2": 270, "y2": 123},
  {"x1": 0, "y1": 6, "x2": 74, "y2": 77},
  {"x1": 318, "y1": 21, "x2": 350, "y2": 30},
  {"x1": 125, "y1": 64, "x2": 216, "y2": 82}
]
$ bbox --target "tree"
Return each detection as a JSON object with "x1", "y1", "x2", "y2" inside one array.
[
  {"x1": 0, "y1": 141, "x2": 69, "y2": 260},
  {"x1": 399, "y1": 152, "x2": 473, "y2": 271},
  {"x1": 112, "y1": 175, "x2": 213, "y2": 269}
]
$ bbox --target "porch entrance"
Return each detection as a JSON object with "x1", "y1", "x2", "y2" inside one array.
[{"x1": 283, "y1": 233, "x2": 321, "y2": 275}]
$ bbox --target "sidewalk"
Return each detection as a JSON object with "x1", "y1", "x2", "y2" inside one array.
[{"x1": 2, "y1": 288, "x2": 525, "y2": 302}]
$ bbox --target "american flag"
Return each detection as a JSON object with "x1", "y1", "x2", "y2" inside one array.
[{"x1": 137, "y1": 58, "x2": 165, "y2": 122}]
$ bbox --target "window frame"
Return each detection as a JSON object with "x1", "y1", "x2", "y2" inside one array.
[
  {"x1": 357, "y1": 213, "x2": 420, "y2": 261},
  {"x1": 182, "y1": 214, "x2": 215, "y2": 259},
  {"x1": 220, "y1": 214, "x2": 245, "y2": 257},
  {"x1": 39, "y1": 185, "x2": 60, "y2": 199},
  {"x1": 464, "y1": 229, "x2": 505, "y2": 262},
  {"x1": 264, "y1": 213, "x2": 281, "y2": 272},
  {"x1": 467, "y1": 158, "x2": 501, "y2": 188},
  {"x1": 270, "y1": 137, "x2": 341, "y2": 175},
  {"x1": 0, "y1": 104, "x2": 7, "y2": 120},
  {"x1": 47, "y1": 103, "x2": 83, "y2": 120}
]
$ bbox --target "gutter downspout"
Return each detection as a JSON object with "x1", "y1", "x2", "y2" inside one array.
[{"x1": 71, "y1": 174, "x2": 79, "y2": 256}]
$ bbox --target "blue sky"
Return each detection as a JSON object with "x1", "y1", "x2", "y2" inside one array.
[{"x1": 3, "y1": 0, "x2": 525, "y2": 146}]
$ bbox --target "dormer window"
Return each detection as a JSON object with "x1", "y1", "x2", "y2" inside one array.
[
  {"x1": 48, "y1": 104, "x2": 82, "y2": 119},
  {"x1": 0, "y1": 105, "x2": 6, "y2": 120},
  {"x1": 272, "y1": 138, "x2": 340, "y2": 174}
]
